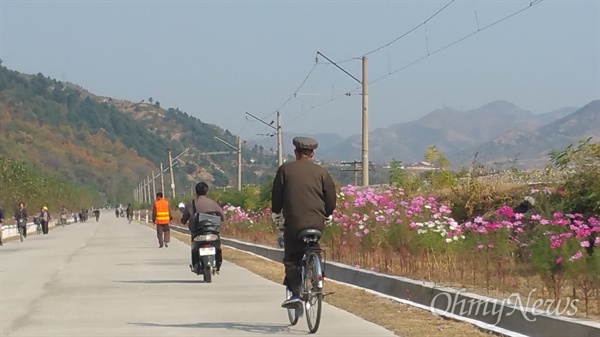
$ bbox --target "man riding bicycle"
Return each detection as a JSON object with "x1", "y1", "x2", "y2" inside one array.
[
  {"x1": 15, "y1": 202, "x2": 28, "y2": 238},
  {"x1": 271, "y1": 137, "x2": 336, "y2": 308}
]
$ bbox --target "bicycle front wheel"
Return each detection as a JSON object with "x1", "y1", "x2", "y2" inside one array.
[{"x1": 304, "y1": 252, "x2": 323, "y2": 334}]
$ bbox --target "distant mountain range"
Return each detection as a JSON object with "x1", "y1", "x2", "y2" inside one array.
[
  {"x1": 453, "y1": 100, "x2": 600, "y2": 168},
  {"x1": 251, "y1": 100, "x2": 598, "y2": 169}
]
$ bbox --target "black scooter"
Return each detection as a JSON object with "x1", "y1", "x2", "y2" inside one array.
[{"x1": 189, "y1": 212, "x2": 221, "y2": 283}]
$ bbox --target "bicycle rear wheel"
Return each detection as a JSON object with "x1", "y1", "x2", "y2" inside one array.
[
  {"x1": 285, "y1": 288, "x2": 299, "y2": 325},
  {"x1": 304, "y1": 252, "x2": 323, "y2": 334}
]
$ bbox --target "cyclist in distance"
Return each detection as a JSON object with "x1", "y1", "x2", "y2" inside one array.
[
  {"x1": 14, "y1": 202, "x2": 28, "y2": 238},
  {"x1": 271, "y1": 136, "x2": 337, "y2": 308}
]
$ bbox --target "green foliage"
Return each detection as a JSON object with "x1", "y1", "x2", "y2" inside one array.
[
  {"x1": 388, "y1": 159, "x2": 422, "y2": 194},
  {"x1": 423, "y1": 145, "x2": 457, "y2": 189},
  {"x1": 0, "y1": 156, "x2": 103, "y2": 212},
  {"x1": 211, "y1": 185, "x2": 260, "y2": 210},
  {"x1": 549, "y1": 138, "x2": 600, "y2": 216},
  {"x1": 257, "y1": 175, "x2": 274, "y2": 210}
]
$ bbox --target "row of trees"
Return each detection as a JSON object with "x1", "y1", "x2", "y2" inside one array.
[{"x1": 0, "y1": 156, "x2": 104, "y2": 214}]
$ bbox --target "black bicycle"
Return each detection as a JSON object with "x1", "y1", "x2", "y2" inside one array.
[{"x1": 285, "y1": 228, "x2": 326, "y2": 334}]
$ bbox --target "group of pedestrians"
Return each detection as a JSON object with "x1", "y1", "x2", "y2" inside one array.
[
  {"x1": 73, "y1": 209, "x2": 91, "y2": 223},
  {"x1": 0, "y1": 202, "x2": 52, "y2": 246}
]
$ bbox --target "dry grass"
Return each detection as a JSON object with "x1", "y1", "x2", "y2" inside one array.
[{"x1": 151, "y1": 221, "x2": 495, "y2": 337}]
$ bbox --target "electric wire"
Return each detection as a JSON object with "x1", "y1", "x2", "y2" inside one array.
[
  {"x1": 334, "y1": 0, "x2": 456, "y2": 63},
  {"x1": 369, "y1": 0, "x2": 545, "y2": 86},
  {"x1": 282, "y1": 86, "x2": 361, "y2": 128},
  {"x1": 260, "y1": 61, "x2": 319, "y2": 120}
]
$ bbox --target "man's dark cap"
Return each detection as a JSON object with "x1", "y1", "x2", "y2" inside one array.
[{"x1": 293, "y1": 136, "x2": 318, "y2": 150}]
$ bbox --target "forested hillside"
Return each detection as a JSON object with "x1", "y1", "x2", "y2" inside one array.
[{"x1": 0, "y1": 62, "x2": 277, "y2": 204}]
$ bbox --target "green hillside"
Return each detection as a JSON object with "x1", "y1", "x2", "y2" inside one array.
[{"x1": 0, "y1": 62, "x2": 277, "y2": 204}]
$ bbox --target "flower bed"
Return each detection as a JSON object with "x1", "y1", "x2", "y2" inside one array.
[{"x1": 220, "y1": 185, "x2": 600, "y2": 320}]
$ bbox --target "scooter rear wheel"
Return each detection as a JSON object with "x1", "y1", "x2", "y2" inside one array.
[{"x1": 203, "y1": 266, "x2": 213, "y2": 283}]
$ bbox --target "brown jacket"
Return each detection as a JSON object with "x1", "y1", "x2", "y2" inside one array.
[
  {"x1": 181, "y1": 196, "x2": 225, "y2": 225},
  {"x1": 271, "y1": 158, "x2": 336, "y2": 231}
]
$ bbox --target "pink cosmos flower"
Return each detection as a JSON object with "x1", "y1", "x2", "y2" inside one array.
[{"x1": 570, "y1": 251, "x2": 583, "y2": 261}]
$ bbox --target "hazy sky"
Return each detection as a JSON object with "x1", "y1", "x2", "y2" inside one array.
[{"x1": 1, "y1": 0, "x2": 599, "y2": 142}]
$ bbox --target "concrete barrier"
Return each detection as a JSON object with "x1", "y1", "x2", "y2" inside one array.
[
  {"x1": 217, "y1": 237, "x2": 600, "y2": 337},
  {"x1": 1, "y1": 218, "x2": 71, "y2": 240}
]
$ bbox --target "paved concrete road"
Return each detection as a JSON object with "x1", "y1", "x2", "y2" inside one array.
[{"x1": 1, "y1": 211, "x2": 396, "y2": 336}]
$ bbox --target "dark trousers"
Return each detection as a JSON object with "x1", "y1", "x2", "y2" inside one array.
[
  {"x1": 41, "y1": 220, "x2": 49, "y2": 234},
  {"x1": 283, "y1": 226, "x2": 323, "y2": 296},
  {"x1": 191, "y1": 239, "x2": 222, "y2": 270},
  {"x1": 156, "y1": 224, "x2": 170, "y2": 246}
]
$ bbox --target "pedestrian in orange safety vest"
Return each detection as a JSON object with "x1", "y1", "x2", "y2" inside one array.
[{"x1": 152, "y1": 192, "x2": 172, "y2": 248}]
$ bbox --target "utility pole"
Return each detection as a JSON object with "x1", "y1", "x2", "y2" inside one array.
[
  {"x1": 147, "y1": 175, "x2": 152, "y2": 201},
  {"x1": 160, "y1": 162, "x2": 165, "y2": 195},
  {"x1": 246, "y1": 111, "x2": 281, "y2": 166},
  {"x1": 316, "y1": 51, "x2": 369, "y2": 186},
  {"x1": 277, "y1": 111, "x2": 283, "y2": 166},
  {"x1": 237, "y1": 136, "x2": 242, "y2": 191},
  {"x1": 341, "y1": 160, "x2": 360, "y2": 186},
  {"x1": 361, "y1": 56, "x2": 369, "y2": 186},
  {"x1": 166, "y1": 148, "x2": 190, "y2": 198},
  {"x1": 213, "y1": 136, "x2": 242, "y2": 191},
  {"x1": 341, "y1": 160, "x2": 374, "y2": 186},
  {"x1": 167, "y1": 148, "x2": 175, "y2": 198},
  {"x1": 152, "y1": 170, "x2": 156, "y2": 197}
]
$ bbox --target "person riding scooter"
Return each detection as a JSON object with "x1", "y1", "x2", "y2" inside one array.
[{"x1": 180, "y1": 182, "x2": 225, "y2": 274}]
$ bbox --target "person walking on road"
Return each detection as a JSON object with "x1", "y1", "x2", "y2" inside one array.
[
  {"x1": 40, "y1": 206, "x2": 51, "y2": 234},
  {"x1": 152, "y1": 192, "x2": 172, "y2": 248},
  {"x1": 0, "y1": 206, "x2": 4, "y2": 246},
  {"x1": 271, "y1": 137, "x2": 337, "y2": 308},
  {"x1": 60, "y1": 206, "x2": 68, "y2": 226},
  {"x1": 126, "y1": 204, "x2": 133, "y2": 222},
  {"x1": 14, "y1": 202, "x2": 28, "y2": 238}
]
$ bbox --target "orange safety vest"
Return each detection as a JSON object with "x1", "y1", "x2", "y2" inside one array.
[{"x1": 154, "y1": 199, "x2": 170, "y2": 225}]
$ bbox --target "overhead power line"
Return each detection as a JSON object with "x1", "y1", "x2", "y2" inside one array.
[
  {"x1": 261, "y1": 60, "x2": 319, "y2": 120},
  {"x1": 369, "y1": 0, "x2": 545, "y2": 86},
  {"x1": 334, "y1": 0, "x2": 456, "y2": 63}
]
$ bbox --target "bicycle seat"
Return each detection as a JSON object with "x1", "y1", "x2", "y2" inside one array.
[{"x1": 297, "y1": 228, "x2": 322, "y2": 240}]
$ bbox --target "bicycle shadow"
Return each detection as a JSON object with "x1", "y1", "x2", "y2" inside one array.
[{"x1": 129, "y1": 321, "x2": 305, "y2": 334}]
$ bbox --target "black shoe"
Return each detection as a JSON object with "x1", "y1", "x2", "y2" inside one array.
[
  {"x1": 281, "y1": 296, "x2": 302, "y2": 308},
  {"x1": 165, "y1": 242, "x2": 168, "y2": 247},
  {"x1": 159, "y1": 244, "x2": 163, "y2": 248}
]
